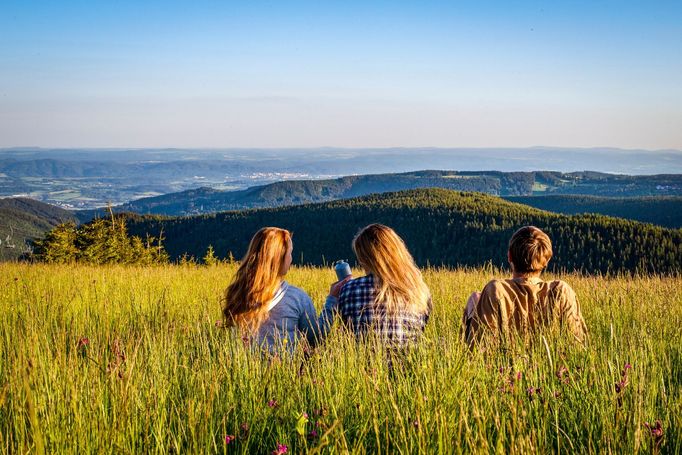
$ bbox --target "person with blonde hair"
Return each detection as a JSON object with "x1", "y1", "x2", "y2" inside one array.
[
  {"x1": 222, "y1": 227, "x2": 321, "y2": 352},
  {"x1": 323, "y1": 223, "x2": 432, "y2": 347},
  {"x1": 462, "y1": 226, "x2": 587, "y2": 347}
]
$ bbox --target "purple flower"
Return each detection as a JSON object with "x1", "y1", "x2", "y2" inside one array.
[
  {"x1": 268, "y1": 399, "x2": 279, "y2": 408},
  {"x1": 644, "y1": 420, "x2": 664, "y2": 449},
  {"x1": 224, "y1": 434, "x2": 235, "y2": 444},
  {"x1": 526, "y1": 387, "x2": 542, "y2": 401},
  {"x1": 556, "y1": 366, "x2": 570, "y2": 384},
  {"x1": 271, "y1": 443, "x2": 288, "y2": 455},
  {"x1": 307, "y1": 429, "x2": 319, "y2": 440},
  {"x1": 77, "y1": 337, "x2": 90, "y2": 357}
]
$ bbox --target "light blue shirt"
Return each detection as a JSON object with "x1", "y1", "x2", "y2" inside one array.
[{"x1": 255, "y1": 282, "x2": 338, "y2": 352}]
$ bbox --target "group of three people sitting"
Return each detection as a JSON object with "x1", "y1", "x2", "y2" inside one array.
[{"x1": 221, "y1": 223, "x2": 587, "y2": 352}]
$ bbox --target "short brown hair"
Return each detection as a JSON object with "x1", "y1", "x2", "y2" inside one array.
[{"x1": 508, "y1": 226, "x2": 553, "y2": 274}]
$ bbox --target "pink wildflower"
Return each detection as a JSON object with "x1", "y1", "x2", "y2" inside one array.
[
  {"x1": 224, "y1": 434, "x2": 235, "y2": 444},
  {"x1": 644, "y1": 420, "x2": 664, "y2": 449},
  {"x1": 271, "y1": 443, "x2": 288, "y2": 455}
]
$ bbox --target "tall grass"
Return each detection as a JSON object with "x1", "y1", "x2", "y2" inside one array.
[{"x1": 0, "y1": 263, "x2": 680, "y2": 453}]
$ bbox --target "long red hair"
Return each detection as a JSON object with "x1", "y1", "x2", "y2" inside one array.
[{"x1": 223, "y1": 227, "x2": 292, "y2": 332}]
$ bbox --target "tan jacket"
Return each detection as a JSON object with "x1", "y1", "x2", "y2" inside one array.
[{"x1": 464, "y1": 277, "x2": 587, "y2": 347}]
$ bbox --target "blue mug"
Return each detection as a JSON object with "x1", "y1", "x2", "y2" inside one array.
[{"x1": 334, "y1": 260, "x2": 352, "y2": 281}]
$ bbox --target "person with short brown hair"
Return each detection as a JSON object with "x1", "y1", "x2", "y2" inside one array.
[{"x1": 462, "y1": 226, "x2": 587, "y2": 347}]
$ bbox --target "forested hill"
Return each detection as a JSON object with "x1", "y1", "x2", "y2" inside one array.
[
  {"x1": 126, "y1": 188, "x2": 682, "y2": 275},
  {"x1": 77, "y1": 170, "x2": 682, "y2": 221},
  {"x1": 507, "y1": 195, "x2": 682, "y2": 229},
  {"x1": 0, "y1": 197, "x2": 77, "y2": 260}
]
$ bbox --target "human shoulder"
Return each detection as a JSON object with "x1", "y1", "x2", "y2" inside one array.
[
  {"x1": 481, "y1": 279, "x2": 512, "y2": 298},
  {"x1": 547, "y1": 279, "x2": 577, "y2": 296},
  {"x1": 340, "y1": 275, "x2": 373, "y2": 292},
  {"x1": 282, "y1": 282, "x2": 313, "y2": 303}
]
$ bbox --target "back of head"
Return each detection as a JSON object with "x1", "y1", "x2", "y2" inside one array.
[
  {"x1": 508, "y1": 226, "x2": 553, "y2": 274},
  {"x1": 352, "y1": 223, "x2": 430, "y2": 315},
  {"x1": 223, "y1": 227, "x2": 291, "y2": 332}
]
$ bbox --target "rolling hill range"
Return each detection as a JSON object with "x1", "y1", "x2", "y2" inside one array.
[
  {"x1": 76, "y1": 170, "x2": 682, "y2": 222},
  {"x1": 0, "y1": 198, "x2": 77, "y2": 260},
  {"x1": 126, "y1": 188, "x2": 682, "y2": 274}
]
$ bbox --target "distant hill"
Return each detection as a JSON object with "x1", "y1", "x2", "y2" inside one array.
[
  {"x1": 0, "y1": 198, "x2": 77, "y2": 260},
  {"x1": 77, "y1": 170, "x2": 682, "y2": 222},
  {"x1": 507, "y1": 195, "x2": 682, "y2": 228},
  {"x1": 126, "y1": 188, "x2": 682, "y2": 274}
]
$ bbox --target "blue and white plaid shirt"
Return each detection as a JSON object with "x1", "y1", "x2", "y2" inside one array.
[{"x1": 337, "y1": 274, "x2": 431, "y2": 347}]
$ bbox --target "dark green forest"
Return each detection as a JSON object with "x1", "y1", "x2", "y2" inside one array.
[
  {"x1": 507, "y1": 195, "x2": 682, "y2": 228},
  {"x1": 125, "y1": 189, "x2": 682, "y2": 275}
]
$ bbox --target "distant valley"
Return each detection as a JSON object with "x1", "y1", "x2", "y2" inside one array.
[{"x1": 2, "y1": 147, "x2": 681, "y2": 209}]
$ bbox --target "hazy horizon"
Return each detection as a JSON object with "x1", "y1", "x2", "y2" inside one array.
[{"x1": 2, "y1": 1, "x2": 681, "y2": 150}]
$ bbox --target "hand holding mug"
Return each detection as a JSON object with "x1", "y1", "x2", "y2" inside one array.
[{"x1": 330, "y1": 275, "x2": 352, "y2": 298}]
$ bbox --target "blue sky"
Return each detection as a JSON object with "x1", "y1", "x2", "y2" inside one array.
[{"x1": 1, "y1": 0, "x2": 681, "y2": 149}]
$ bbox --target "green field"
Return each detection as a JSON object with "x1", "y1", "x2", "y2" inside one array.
[{"x1": 1, "y1": 263, "x2": 680, "y2": 453}]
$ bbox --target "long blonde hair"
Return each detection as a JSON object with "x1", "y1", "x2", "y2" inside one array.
[
  {"x1": 352, "y1": 224, "x2": 430, "y2": 315},
  {"x1": 223, "y1": 227, "x2": 291, "y2": 332}
]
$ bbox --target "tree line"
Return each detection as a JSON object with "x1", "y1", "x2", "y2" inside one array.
[
  {"x1": 32, "y1": 210, "x2": 168, "y2": 265},
  {"x1": 122, "y1": 189, "x2": 682, "y2": 275}
]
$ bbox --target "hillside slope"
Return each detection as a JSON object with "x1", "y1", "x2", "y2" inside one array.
[
  {"x1": 77, "y1": 170, "x2": 682, "y2": 221},
  {"x1": 0, "y1": 198, "x2": 77, "y2": 260},
  {"x1": 126, "y1": 188, "x2": 682, "y2": 274}
]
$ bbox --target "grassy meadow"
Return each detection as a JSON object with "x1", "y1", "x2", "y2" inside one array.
[{"x1": 1, "y1": 263, "x2": 681, "y2": 453}]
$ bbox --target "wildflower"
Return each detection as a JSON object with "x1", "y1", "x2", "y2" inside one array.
[
  {"x1": 267, "y1": 399, "x2": 279, "y2": 408},
  {"x1": 112, "y1": 339, "x2": 126, "y2": 363},
  {"x1": 498, "y1": 368, "x2": 521, "y2": 393},
  {"x1": 307, "y1": 429, "x2": 319, "y2": 440},
  {"x1": 412, "y1": 420, "x2": 419, "y2": 428},
  {"x1": 224, "y1": 434, "x2": 235, "y2": 444},
  {"x1": 615, "y1": 363, "x2": 631, "y2": 394},
  {"x1": 644, "y1": 420, "x2": 664, "y2": 449},
  {"x1": 526, "y1": 387, "x2": 542, "y2": 401},
  {"x1": 271, "y1": 443, "x2": 288, "y2": 455},
  {"x1": 77, "y1": 337, "x2": 90, "y2": 357},
  {"x1": 556, "y1": 365, "x2": 570, "y2": 384}
]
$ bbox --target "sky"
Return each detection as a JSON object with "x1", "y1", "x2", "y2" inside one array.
[{"x1": 1, "y1": 0, "x2": 681, "y2": 149}]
